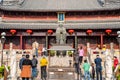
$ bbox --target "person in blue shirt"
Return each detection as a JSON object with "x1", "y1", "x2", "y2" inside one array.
[
  {"x1": 31, "y1": 55, "x2": 38, "y2": 79},
  {"x1": 94, "y1": 55, "x2": 102, "y2": 80},
  {"x1": 19, "y1": 54, "x2": 25, "y2": 70}
]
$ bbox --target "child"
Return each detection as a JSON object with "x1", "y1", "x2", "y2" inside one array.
[{"x1": 91, "y1": 63, "x2": 95, "y2": 80}]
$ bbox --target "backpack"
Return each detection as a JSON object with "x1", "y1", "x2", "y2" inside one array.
[{"x1": 32, "y1": 59, "x2": 37, "y2": 67}]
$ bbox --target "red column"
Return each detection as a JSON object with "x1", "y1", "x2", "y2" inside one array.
[
  {"x1": 100, "y1": 34, "x2": 103, "y2": 49},
  {"x1": 20, "y1": 35, "x2": 23, "y2": 49}
]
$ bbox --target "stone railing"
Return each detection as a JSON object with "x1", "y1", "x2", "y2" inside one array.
[{"x1": 50, "y1": 56, "x2": 73, "y2": 67}]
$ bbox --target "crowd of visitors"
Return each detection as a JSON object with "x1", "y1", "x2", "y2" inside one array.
[
  {"x1": 18, "y1": 45, "x2": 119, "y2": 80},
  {"x1": 78, "y1": 54, "x2": 102, "y2": 80},
  {"x1": 19, "y1": 54, "x2": 48, "y2": 80},
  {"x1": 74, "y1": 46, "x2": 119, "y2": 80}
]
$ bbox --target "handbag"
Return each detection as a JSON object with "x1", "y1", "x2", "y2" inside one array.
[{"x1": 89, "y1": 66, "x2": 92, "y2": 73}]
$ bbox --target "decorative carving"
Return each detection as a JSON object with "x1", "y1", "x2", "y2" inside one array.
[
  {"x1": 2, "y1": 0, "x2": 18, "y2": 5},
  {"x1": 98, "y1": 0, "x2": 120, "y2": 6},
  {"x1": 105, "y1": 50, "x2": 113, "y2": 80},
  {"x1": 106, "y1": 0, "x2": 120, "y2": 3},
  {"x1": 10, "y1": 50, "x2": 17, "y2": 80}
]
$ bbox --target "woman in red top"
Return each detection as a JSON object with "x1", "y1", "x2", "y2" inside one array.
[{"x1": 113, "y1": 56, "x2": 118, "y2": 69}]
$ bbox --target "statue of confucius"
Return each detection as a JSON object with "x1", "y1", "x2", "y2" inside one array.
[{"x1": 56, "y1": 23, "x2": 67, "y2": 44}]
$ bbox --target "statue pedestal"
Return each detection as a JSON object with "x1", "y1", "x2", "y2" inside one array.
[{"x1": 48, "y1": 44, "x2": 74, "y2": 51}]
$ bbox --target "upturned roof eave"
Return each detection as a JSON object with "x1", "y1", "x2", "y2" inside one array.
[{"x1": 0, "y1": 21, "x2": 120, "y2": 29}]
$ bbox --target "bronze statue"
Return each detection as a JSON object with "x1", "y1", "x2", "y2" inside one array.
[{"x1": 56, "y1": 23, "x2": 66, "y2": 44}]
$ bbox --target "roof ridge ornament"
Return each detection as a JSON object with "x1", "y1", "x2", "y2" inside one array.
[
  {"x1": 98, "y1": 0, "x2": 120, "y2": 7},
  {"x1": 18, "y1": 0, "x2": 25, "y2": 5},
  {"x1": 1, "y1": 0, "x2": 25, "y2": 6},
  {"x1": 98, "y1": 0, "x2": 105, "y2": 7},
  {"x1": 107, "y1": 0, "x2": 120, "y2": 3},
  {"x1": 1, "y1": 0, "x2": 18, "y2": 6}
]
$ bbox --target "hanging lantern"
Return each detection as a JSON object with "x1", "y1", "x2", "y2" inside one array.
[
  {"x1": 26, "y1": 30, "x2": 32, "y2": 34},
  {"x1": 105, "y1": 29, "x2": 112, "y2": 35},
  {"x1": 86, "y1": 30, "x2": 93, "y2": 35},
  {"x1": 47, "y1": 30, "x2": 53, "y2": 35},
  {"x1": 68, "y1": 29, "x2": 74, "y2": 35},
  {"x1": 10, "y1": 29, "x2": 16, "y2": 34}
]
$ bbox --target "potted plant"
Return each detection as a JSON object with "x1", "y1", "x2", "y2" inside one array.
[
  {"x1": 49, "y1": 50, "x2": 55, "y2": 57},
  {"x1": 116, "y1": 66, "x2": 120, "y2": 80},
  {"x1": 0, "y1": 66, "x2": 4, "y2": 78},
  {"x1": 67, "y1": 51, "x2": 73, "y2": 57},
  {"x1": 0, "y1": 65, "x2": 10, "y2": 78}
]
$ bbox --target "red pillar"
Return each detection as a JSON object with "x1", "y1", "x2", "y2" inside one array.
[
  {"x1": 20, "y1": 35, "x2": 23, "y2": 49},
  {"x1": 100, "y1": 34, "x2": 103, "y2": 49}
]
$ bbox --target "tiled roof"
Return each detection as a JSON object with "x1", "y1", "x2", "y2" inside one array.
[
  {"x1": 0, "y1": 21, "x2": 120, "y2": 29},
  {"x1": 0, "y1": 0, "x2": 120, "y2": 11}
]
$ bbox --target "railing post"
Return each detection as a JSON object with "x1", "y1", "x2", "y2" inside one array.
[
  {"x1": 75, "y1": 32, "x2": 77, "y2": 53},
  {"x1": 46, "y1": 32, "x2": 48, "y2": 54},
  {"x1": 4, "y1": 65, "x2": 9, "y2": 80}
]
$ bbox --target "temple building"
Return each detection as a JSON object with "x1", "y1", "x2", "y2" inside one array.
[{"x1": 0, "y1": 0, "x2": 120, "y2": 53}]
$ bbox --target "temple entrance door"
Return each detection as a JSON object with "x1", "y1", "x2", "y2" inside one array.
[
  {"x1": 23, "y1": 36, "x2": 46, "y2": 54},
  {"x1": 48, "y1": 36, "x2": 56, "y2": 48},
  {"x1": 67, "y1": 36, "x2": 75, "y2": 48},
  {"x1": 77, "y1": 36, "x2": 100, "y2": 55},
  {"x1": 104, "y1": 36, "x2": 118, "y2": 49},
  {"x1": 78, "y1": 36, "x2": 100, "y2": 48}
]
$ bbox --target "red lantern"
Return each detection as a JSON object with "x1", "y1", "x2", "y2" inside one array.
[
  {"x1": 26, "y1": 30, "x2": 32, "y2": 34},
  {"x1": 105, "y1": 29, "x2": 112, "y2": 34},
  {"x1": 47, "y1": 30, "x2": 53, "y2": 34},
  {"x1": 86, "y1": 30, "x2": 93, "y2": 35},
  {"x1": 10, "y1": 29, "x2": 16, "y2": 34},
  {"x1": 68, "y1": 29, "x2": 74, "y2": 35}
]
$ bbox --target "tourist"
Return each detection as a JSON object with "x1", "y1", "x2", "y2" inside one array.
[
  {"x1": 21, "y1": 54, "x2": 32, "y2": 80},
  {"x1": 19, "y1": 54, "x2": 25, "y2": 70},
  {"x1": 74, "y1": 51, "x2": 80, "y2": 74},
  {"x1": 102, "y1": 45, "x2": 106, "y2": 54},
  {"x1": 113, "y1": 56, "x2": 118, "y2": 71},
  {"x1": 83, "y1": 60, "x2": 91, "y2": 80},
  {"x1": 91, "y1": 63, "x2": 95, "y2": 80},
  {"x1": 94, "y1": 55, "x2": 102, "y2": 80},
  {"x1": 31, "y1": 55, "x2": 38, "y2": 80},
  {"x1": 40, "y1": 56, "x2": 48, "y2": 80},
  {"x1": 78, "y1": 46, "x2": 84, "y2": 64}
]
